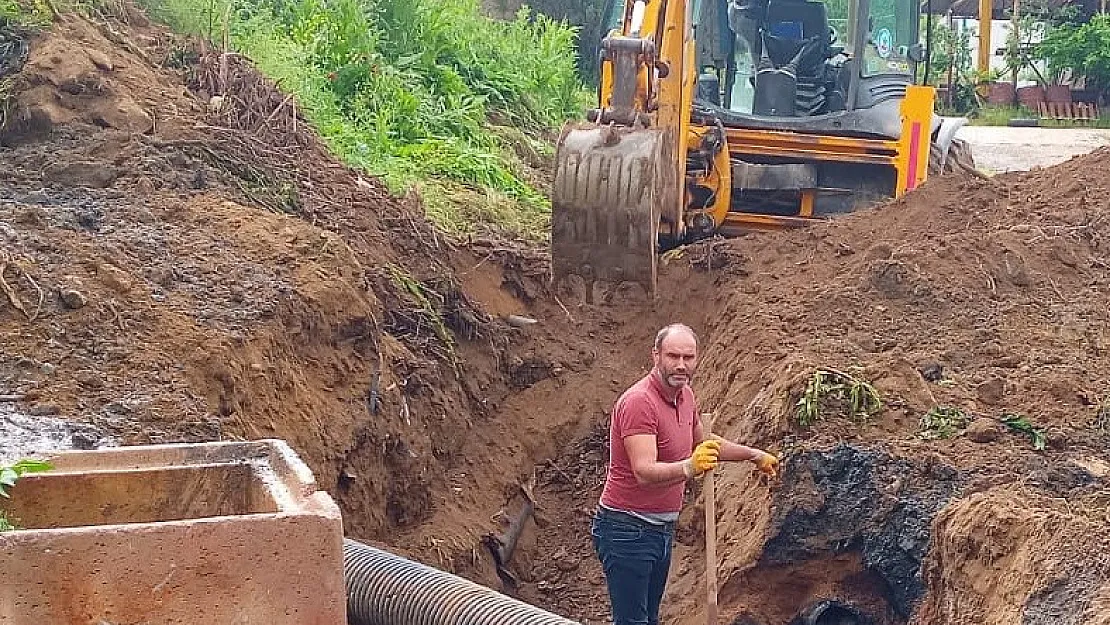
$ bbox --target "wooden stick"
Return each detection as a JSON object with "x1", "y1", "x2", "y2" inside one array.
[{"x1": 702, "y1": 412, "x2": 718, "y2": 625}]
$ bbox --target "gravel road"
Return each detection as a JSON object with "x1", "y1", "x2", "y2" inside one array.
[{"x1": 956, "y1": 126, "x2": 1110, "y2": 173}]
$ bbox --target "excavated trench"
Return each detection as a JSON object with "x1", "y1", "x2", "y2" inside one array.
[
  {"x1": 722, "y1": 444, "x2": 964, "y2": 625},
  {"x1": 520, "y1": 417, "x2": 1109, "y2": 625},
  {"x1": 514, "y1": 421, "x2": 970, "y2": 625}
]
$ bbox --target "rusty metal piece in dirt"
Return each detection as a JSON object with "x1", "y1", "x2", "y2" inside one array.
[{"x1": 550, "y1": 122, "x2": 673, "y2": 301}]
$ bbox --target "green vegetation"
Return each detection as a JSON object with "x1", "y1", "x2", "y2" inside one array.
[
  {"x1": 1000, "y1": 413, "x2": 1046, "y2": 451},
  {"x1": 2, "y1": 0, "x2": 49, "y2": 134},
  {"x1": 795, "y1": 368, "x2": 882, "y2": 426},
  {"x1": 1038, "y1": 14, "x2": 1110, "y2": 102},
  {"x1": 917, "y1": 408, "x2": 1047, "y2": 450},
  {"x1": 918, "y1": 406, "x2": 970, "y2": 440},
  {"x1": 966, "y1": 105, "x2": 1026, "y2": 126},
  {"x1": 1, "y1": 0, "x2": 53, "y2": 25},
  {"x1": 385, "y1": 262, "x2": 455, "y2": 358},
  {"x1": 924, "y1": 19, "x2": 978, "y2": 114},
  {"x1": 922, "y1": 0, "x2": 1109, "y2": 124},
  {"x1": 135, "y1": 0, "x2": 589, "y2": 238},
  {"x1": 0, "y1": 0, "x2": 18, "y2": 20},
  {"x1": 0, "y1": 458, "x2": 53, "y2": 532},
  {"x1": 967, "y1": 104, "x2": 1110, "y2": 129},
  {"x1": 0, "y1": 458, "x2": 50, "y2": 498}
]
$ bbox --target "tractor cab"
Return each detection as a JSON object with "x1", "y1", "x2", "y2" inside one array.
[{"x1": 689, "y1": 0, "x2": 927, "y2": 138}]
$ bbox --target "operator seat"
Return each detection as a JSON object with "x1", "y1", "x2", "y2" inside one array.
[{"x1": 752, "y1": 0, "x2": 832, "y2": 116}]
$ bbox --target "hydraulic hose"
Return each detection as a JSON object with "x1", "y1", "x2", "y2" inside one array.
[{"x1": 343, "y1": 538, "x2": 582, "y2": 625}]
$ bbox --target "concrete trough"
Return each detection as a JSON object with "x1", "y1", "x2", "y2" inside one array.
[{"x1": 0, "y1": 439, "x2": 347, "y2": 625}]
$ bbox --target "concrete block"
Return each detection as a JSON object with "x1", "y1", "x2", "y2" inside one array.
[{"x1": 0, "y1": 439, "x2": 346, "y2": 625}]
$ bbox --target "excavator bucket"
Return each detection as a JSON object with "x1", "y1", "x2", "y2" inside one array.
[{"x1": 550, "y1": 122, "x2": 673, "y2": 300}]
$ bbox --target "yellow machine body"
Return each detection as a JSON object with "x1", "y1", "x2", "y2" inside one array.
[{"x1": 550, "y1": 0, "x2": 947, "y2": 297}]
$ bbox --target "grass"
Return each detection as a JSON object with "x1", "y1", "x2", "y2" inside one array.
[
  {"x1": 1, "y1": 0, "x2": 53, "y2": 25},
  {"x1": 968, "y1": 104, "x2": 1110, "y2": 129},
  {"x1": 2, "y1": 1, "x2": 51, "y2": 136},
  {"x1": 385, "y1": 262, "x2": 457, "y2": 359},
  {"x1": 125, "y1": 0, "x2": 590, "y2": 239}
]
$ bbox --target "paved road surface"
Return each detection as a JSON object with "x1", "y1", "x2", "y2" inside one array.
[{"x1": 955, "y1": 126, "x2": 1110, "y2": 173}]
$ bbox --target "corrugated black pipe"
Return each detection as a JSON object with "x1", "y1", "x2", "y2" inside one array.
[
  {"x1": 787, "y1": 599, "x2": 872, "y2": 625},
  {"x1": 343, "y1": 538, "x2": 582, "y2": 625}
]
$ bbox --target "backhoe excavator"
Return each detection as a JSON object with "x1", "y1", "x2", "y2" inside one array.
[{"x1": 550, "y1": 0, "x2": 974, "y2": 298}]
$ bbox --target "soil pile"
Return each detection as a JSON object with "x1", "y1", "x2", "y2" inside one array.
[
  {"x1": 503, "y1": 152, "x2": 1109, "y2": 625},
  {"x1": 646, "y1": 153, "x2": 1110, "y2": 625},
  {"x1": 700, "y1": 151, "x2": 1109, "y2": 444}
]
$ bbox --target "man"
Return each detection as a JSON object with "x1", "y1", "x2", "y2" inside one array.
[{"x1": 591, "y1": 322, "x2": 779, "y2": 625}]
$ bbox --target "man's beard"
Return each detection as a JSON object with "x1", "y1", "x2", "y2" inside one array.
[{"x1": 661, "y1": 369, "x2": 692, "y2": 388}]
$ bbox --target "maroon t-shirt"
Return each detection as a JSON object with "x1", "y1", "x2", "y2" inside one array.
[{"x1": 599, "y1": 371, "x2": 698, "y2": 514}]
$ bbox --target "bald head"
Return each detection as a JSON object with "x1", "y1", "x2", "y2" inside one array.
[{"x1": 653, "y1": 323, "x2": 697, "y2": 352}]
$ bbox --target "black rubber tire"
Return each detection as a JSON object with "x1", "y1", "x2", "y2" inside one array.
[{"x1": 928, "y1": 136, "x2": 977, "y2": 176}]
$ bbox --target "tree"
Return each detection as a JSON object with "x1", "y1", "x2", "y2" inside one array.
[{"x1": 1037, "y1": 13, "x2": 1110, "y2": 99}]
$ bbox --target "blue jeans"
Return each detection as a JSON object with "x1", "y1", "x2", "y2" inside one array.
[{"x1": 590, "y1": 510, "x2": 675, "y2": 625}]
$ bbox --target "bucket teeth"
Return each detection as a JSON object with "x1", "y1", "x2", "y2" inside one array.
[{"x1": 550, "y1": 123, "x2": 670, "y2": 300}]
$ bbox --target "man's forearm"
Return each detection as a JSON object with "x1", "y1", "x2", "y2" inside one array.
[
  {"x1": 633, "y1": 459, "x2": 693, "y2": 487},
  {"x1": 711, "y1": 435, "x2": 763, "y2": 462}
]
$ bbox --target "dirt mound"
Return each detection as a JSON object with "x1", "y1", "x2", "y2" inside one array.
[
  {"x1": 1, "y1": 13, "x2": 180, "y2": 142},
  {"x1": 506, "y1": 151, "x2": 1110, "y2": 625},
  {"x1": 622, "y1": 151, "x2": 1110, "y2": 625},
  {"x1": 919, "y1": 486, "x2": 1110, "y2": 625},
  {"x1": 697, "y1": 150, "x2": 1109, "y2": 444}
]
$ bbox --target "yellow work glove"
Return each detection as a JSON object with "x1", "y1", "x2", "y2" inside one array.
[
  {"x1": 754, "y1": 452, "x2": 780, "y2": 478},
  {"x1": 682, "y1": 440, "x2": 721, "y2": 478}
]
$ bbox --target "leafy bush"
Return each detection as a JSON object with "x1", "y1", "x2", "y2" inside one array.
[{"x1": 1037, "y1": 14, "x2": 1110, "y2": 99}]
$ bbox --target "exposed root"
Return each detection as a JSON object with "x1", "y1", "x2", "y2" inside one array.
[
  {"x1": 0, "y1": 252, "x2": 44, "y2": 321},
  {"x1": 553, "y1": 294, "x2": 575, "y2": 323},
  {"x1": 192, "y1": 49, "x2": 308, "y2": 149}
]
